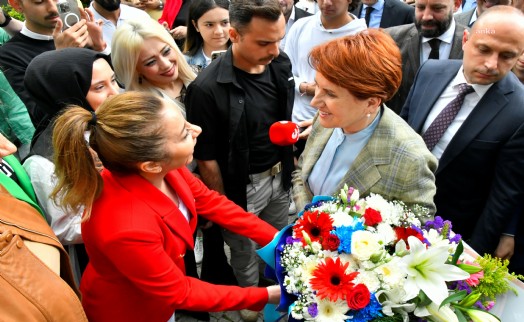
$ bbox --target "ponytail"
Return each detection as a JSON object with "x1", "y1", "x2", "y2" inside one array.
[{"x1": 51, "y1": 107, "x2": 103, "y2": 221}]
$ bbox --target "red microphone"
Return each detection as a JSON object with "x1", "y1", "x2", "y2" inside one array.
[{"x1": 269, "y1": 121, "x2": 300, "y2": 146}]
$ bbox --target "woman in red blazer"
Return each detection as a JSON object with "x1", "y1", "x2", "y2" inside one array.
[{"x1": 51, "y1": 91, "x2": 281, "y2": 322}]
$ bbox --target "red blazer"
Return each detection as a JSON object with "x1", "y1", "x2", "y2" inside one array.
[{"x1": 80, "y1": 167, "x2": 277, "y2": 322}]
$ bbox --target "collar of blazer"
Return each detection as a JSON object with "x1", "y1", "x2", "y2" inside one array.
[
  {"x1": 106, "y1": 168, "x2": 197, "y2": 248},
  {"x1": 302, "y1": 107, "x2": 394, "y2": 196}
]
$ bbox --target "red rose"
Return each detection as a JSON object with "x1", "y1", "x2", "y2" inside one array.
[
  {"x1": 394, "y1": 227, "x2": 425, "y2": 248},
  {"x1": 363, "y1": 208, "x2": 382, "y2": 226},
  {"x1": 346, "y1": 284, "x2": 370, "y2": 310},
  {"x1": 321, "y1": 234, "x2": 340, "y2": 251}
]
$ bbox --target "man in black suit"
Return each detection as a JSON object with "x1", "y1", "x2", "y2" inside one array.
[
  {"x1": 401, "y1": 6, "x2": 524, "y2": 260},
  {"x1": 280, "y1": 0, "x2": 312, "y2": 50},
  {"x1": 385, "y1": 0, "x2": 466, "y2": 114},
  {"x1": 352, "y1": 0, "x2": 414, "y2": 28}
]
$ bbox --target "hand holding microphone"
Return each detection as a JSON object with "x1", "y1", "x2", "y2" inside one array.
[{"x1": 269, "y1": 121, "x2": 300, "y2": 146}]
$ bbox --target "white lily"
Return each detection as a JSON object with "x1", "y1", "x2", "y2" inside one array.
[
  {"x1": 402, "y1": 236, "x2": 469, "y2": 305},
  {"x1": 466, "y1": 309, "x2": 501, "y2": 322},
  {"x1": 422, "y1": 301, "x2": 459, "y2": 322}
]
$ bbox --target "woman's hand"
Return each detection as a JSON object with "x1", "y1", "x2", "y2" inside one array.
[
  {"x1": 0, "y1": 133, "x2": 16, "y2": 158},
  {"x1": 297, "y1": 119, "x2": 313, "y2": 140},
  {"x1": 169, "y1": 26, "x2": 188, "y2": 40},
  {"x1": 266, "y1": 285, "x2": 281, "y2": 304}
]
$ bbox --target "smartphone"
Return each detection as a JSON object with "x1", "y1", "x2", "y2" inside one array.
[
  {"x1": 211, "y1": 50, "x2": 227, "y2": 61},
  {"x1": 57, "y1": 0, "x2": 81, "y2": 31}
]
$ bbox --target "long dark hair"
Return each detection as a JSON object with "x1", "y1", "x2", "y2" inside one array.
[{"x1": 184, "y1": 0, "x2": 231, "y2": 56}]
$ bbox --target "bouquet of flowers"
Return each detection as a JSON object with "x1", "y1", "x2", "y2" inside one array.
[{"x1": 258, "y1": 185, "x2": 523, "y2": 322}]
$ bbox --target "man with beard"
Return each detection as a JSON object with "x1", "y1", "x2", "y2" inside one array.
[
  {"x1": 0, "y1": 0, "x2": 106, "y2": 136},
  {"x1": 385, "y1": 0, "x2": 466, "y2": 114},
  {"x1": 279, "y1": 0, "x2": 311, "y2": 50},
  {"x1": 401, "y1": 6, "x2": 524, "y2": 264},
  {"x1": 185, "y1": 0, "x2": 294, "y2": 320},
  {"x1": 89, "y1": 0, "x2": 150, "y2": 53}
]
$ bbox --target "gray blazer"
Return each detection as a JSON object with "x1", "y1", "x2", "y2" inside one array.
[
  {"x1": 385, "y1": 21, "x2": 467, "y2": 114},
  {"x1": 454, "y1": 8, "x2": 475, "y2": 27},
  {"x1": 292, "y1": 107, "x2": 437, "y2": 215}
]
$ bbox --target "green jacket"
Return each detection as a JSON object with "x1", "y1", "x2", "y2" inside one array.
[
  {"x1": 0, "y1": 154, "x2": 44, "y2": 217},
  {"x1": 0, "y1": 71, "x2": 35, "y2": 146}
]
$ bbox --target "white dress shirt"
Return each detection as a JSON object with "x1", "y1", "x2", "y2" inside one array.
[
  {"x1": 422, "y1": 66, "x2": 493, "y2": 160},
  {"x1": 421, "y1": 19, "x2": 456, "y2": 64}
]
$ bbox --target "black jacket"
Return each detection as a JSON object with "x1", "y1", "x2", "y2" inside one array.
[{"x1": 185, "y1": 48, "x2": 295, "y2": 209}]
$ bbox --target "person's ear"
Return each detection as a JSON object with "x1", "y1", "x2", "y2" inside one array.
[
  {"x1": 138, "y1": 161, "x2": 163, "y2": 174},
  {"x1": 367, "y1": 97, "x2": 382, "y2": 112},
  {"x1": 229, "y1": 27, "x2": 240, "y2": 43},
  {"x1": 453, "y1": 0, "x2": 461, "y2": 12},
  {"x1": 192, "y1": 20, "x2": 199, "y2": 32},
  {"x1": 462, "y1": 29, "x2": 470, "y2": 48},
  {"x1": 8, "y1": 0, "x2": 23, "y2": 13}
]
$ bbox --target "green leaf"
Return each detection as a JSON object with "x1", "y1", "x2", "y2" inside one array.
[
  {"x1": 452, "y1": 241, "x2": 464, "y2": 265},
  {"x1": 440, "y1": 290, "x2": 467, "y2": 308},
  {"x1": 457, "y1": 263, "x2": 482, "y2": 274},
  {"x1": 455, "y1": 308, "x2": 468, "y2": 322}
]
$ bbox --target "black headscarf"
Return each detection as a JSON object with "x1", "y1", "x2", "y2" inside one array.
[{"x1": 24, "y1": 48, "x2": 112, "y2": 160}]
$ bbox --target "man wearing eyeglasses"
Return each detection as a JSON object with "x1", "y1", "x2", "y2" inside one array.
[{"x1": 454, "y1": 0, "x2": 511, "y2": 27}]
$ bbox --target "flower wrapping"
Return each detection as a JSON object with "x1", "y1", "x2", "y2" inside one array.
[{"x1": 257, "y1": 186, "x2": 520, "y2": 322}]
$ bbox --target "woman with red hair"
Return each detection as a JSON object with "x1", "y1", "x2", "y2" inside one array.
[{"x1": 292, "y1": 29, "x2": 438, "y2": 217}]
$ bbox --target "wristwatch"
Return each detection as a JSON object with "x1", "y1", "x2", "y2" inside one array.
[
  {"x1": 158, "y1": 0, "x2": 164, "y2": 10},
  {"x1": 0, "y1": 9, "x2": 12, "y2": 28}
]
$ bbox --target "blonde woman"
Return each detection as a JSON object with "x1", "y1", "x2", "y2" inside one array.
[{"x1": 111, "y1": 19, "x2": 196, "y2": 115}]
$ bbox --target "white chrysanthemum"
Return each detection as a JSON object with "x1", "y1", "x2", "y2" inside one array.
[
  {"x1": 376, "y1": 223, "x2": 397, "y2": 245},
  {"x1": 315, "y1": 298, "x2": 349, "y2": 322},
  {"x1": 351, "y1": 230, "x2": 383, "y2": 261},
  {"x1": 375, "y1": 257, "x2": 407, "y2": 288},
  {"x1": 330, "y1": 210, "x2": 356, "y2": 227},
  {"x1": 300, "y1": 255, "x2": 322, "y2": 286},
  {"x1": 354, "y1": 270, "x2": 381, "y2": 293},
  {"x1": 364, "y1": 193, "x2": 393, "y2": 217},
  {"x1": 338, "y1": 253, "x2": 360, "y2": 272}
]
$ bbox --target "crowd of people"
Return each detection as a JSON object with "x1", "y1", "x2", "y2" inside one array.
[{"x1": 1, "y1": 0, "x2": 524, "y2": 321}]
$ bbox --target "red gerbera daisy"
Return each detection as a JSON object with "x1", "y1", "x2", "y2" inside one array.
[
  {"x1": 310, "y1": 257, "x2": 358, "y2": 302},
  {"x1": 293, "y1": 210, "x2": 334, "y2": 246}
]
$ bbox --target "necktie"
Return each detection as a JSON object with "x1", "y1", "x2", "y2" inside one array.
[
  {"x1": 422, "y1": 83, "x2": 475, "y2": 151},
  {"x1": 428, "y1": 38, "x2": 441, "y2": 60},
  {"x1": 365, "y1": 6, "x2": 374, "y2": 27}
]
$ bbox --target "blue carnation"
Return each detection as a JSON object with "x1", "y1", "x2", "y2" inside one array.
[
  {"x1": 334, "y1": 222, "x2": 364, "y2": 253},
  {"x1": 347, "y1": 293, "x2": 383, "y2": 322}
]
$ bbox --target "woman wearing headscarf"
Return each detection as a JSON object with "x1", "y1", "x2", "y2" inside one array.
[{"x1": 22, "y1": 48, "x2": 120, "y2": 280}]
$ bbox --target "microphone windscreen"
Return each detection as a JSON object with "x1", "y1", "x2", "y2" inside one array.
[{"x1": 269, "y1": 121, "x2": 300, "y2": 146}]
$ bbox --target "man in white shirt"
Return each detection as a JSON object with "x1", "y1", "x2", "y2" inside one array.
[
  {"x1": 401, "y1": 6, "x2": 524, "y2": 265},
  {"x1": 279, "y1": 0, "x2": 311, "y2": 50},
  {"x1": 284, "y1": 0, "x2": 366, "y2": 155},
  {"x1": 89, "y1": 0, "x2": 151, "y2": 52}
]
